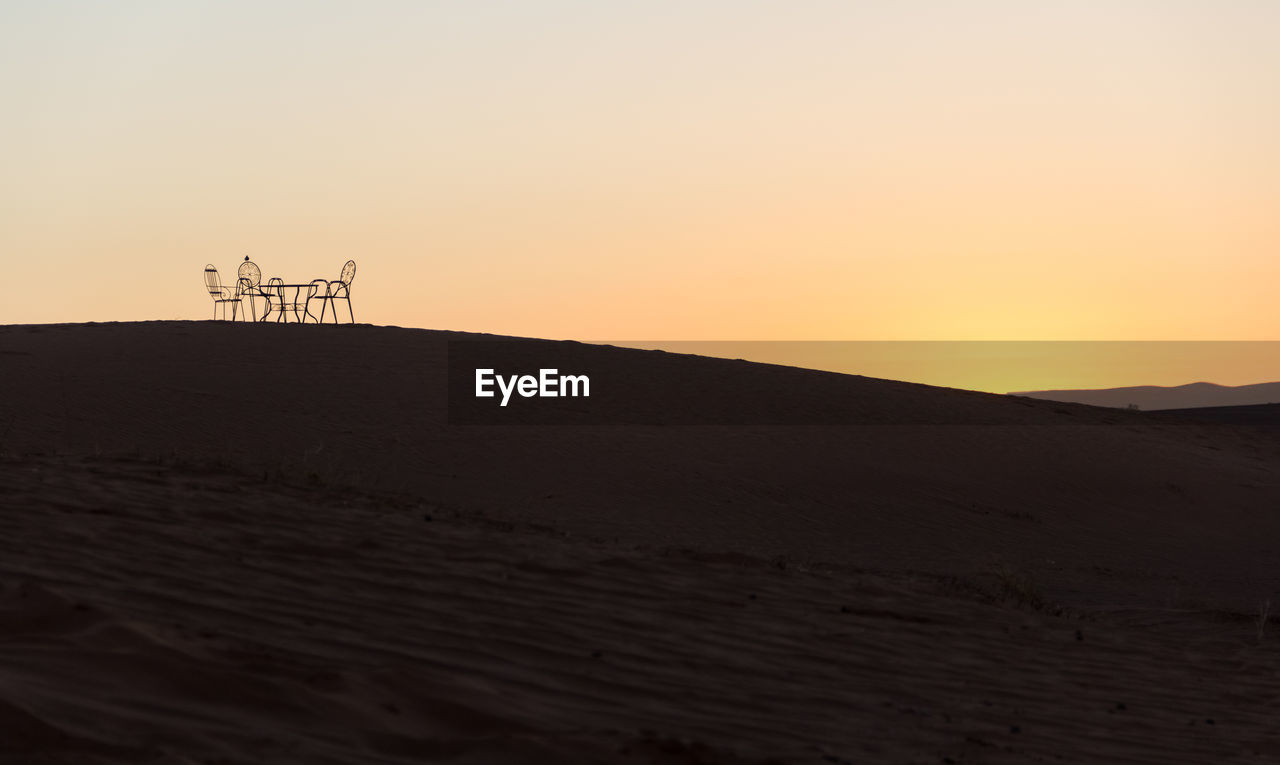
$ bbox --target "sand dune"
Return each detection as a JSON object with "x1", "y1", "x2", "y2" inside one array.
[
  {"x1": 1, "y1": 321, "x2": 1279, "y2": 763},
  {"x1": 1011, "y1": 380, "x2": 1280, "y2": 411}
]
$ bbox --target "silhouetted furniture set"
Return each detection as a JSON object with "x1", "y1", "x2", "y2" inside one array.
[{"x1": 202, "y1": 259, "x2": 357, "y2": 323}]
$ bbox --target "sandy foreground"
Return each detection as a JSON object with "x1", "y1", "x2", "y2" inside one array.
[{"x1": 0, "y1": 321, "x2": 1278, "y2": 763}]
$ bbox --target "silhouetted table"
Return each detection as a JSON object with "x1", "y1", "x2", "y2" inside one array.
[{"x1": 250, "y1": 283, "x2": 322, "y2": 324}]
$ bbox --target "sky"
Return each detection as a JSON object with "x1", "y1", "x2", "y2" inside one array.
[
  {"x1": 621, "y1": 342, "x2": 1280, "y2": 393},
  {"x1": 2, "y1": 2, "x2": 1279, "y2": 386}
]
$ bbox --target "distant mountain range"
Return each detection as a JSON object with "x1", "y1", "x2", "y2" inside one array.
[{"x1": 1009, "y1": 381, "x2": 1280, "y2": 411}]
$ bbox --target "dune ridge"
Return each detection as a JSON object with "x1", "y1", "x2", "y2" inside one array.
[
  {"x1": 1011, "y1": 380, "x2": 1280, "y2": 411},
  {"x1": 1, "y1": 322, "x2": 1279, "y2": 762}
]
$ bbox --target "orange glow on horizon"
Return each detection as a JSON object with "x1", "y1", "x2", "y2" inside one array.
[{"x1": 3, "y1": 2, "x2": 1278, "y2": 384}]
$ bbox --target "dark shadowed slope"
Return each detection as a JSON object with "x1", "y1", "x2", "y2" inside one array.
[
  {"x1": 2, "y1": 322, "x2": 1280, "y2": 764},
  {"x1": 1153, "y1": 402, "x2": 1280, "y2": 428},
  {"x1": 2, "y1": 322, "x2": 1278, "y2": 610},
  {"x1": 1, "y1": 453, "x2": 1278, "y2": 765}
]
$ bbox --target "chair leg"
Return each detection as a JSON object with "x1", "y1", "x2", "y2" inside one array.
[{"x1": 347, "y1": 299, "x2": 354, "y2": 324}]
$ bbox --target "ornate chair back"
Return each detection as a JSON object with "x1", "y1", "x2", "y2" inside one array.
[
  {"x1": 237, "y1": 260, "x2": 262, "y2": 295},
  {"x1": 203, "y1": 265, "x2": 223, "y2": 298}
]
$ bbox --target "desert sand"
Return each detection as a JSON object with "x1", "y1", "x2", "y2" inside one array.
[{"x1": 0, "y1": 321, "x2": 1278, "y2": 763}]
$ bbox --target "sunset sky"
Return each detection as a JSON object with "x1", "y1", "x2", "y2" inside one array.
[{"x1": 3, "y1": 2, "x2": 1278, "y2": 387}]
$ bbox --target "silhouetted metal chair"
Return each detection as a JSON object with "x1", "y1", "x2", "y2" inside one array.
[
  {"x1": 318, "y1": 260, "x2": 357, "y2": 323},
  {"x1": 203, "y1": 264, "x2": 242, "y2": 321},
  {"x1": 304, "y1": 279, "x2": 329, "y2": 323},
  {"x1": 265, "y1": 277, "x2": 289, "y2": 322},
  {"x1": 237, "y1": 259, "x2": 264, "y2": 321}
]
